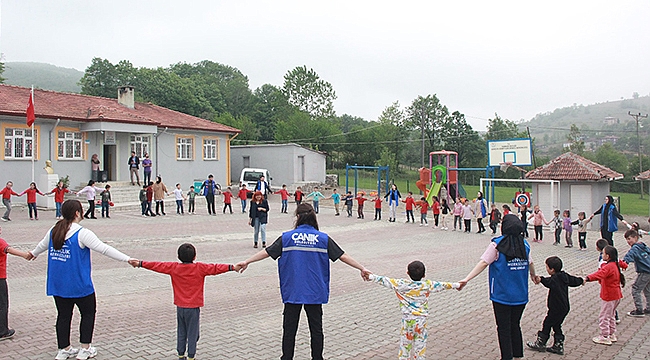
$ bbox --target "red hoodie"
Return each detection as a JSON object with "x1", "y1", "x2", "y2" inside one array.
[
  {"x1": 432, "y1": 201, "x2": 440, "y2": 215},
  {"x1": 419, "y1": 201, "x2": 429, "y2": 214},
  {"x1": 402, "y1": 197, "x2": 416, "y2": 210},
  {"x1": 50, "y1": 186, "x2": 70, "y2": 203},
  {"x1": 274, "y1": 189, "x2": 290, "y2": 200},
  {"x1": 0, "y1": 187, "x2": 18, "y2": 200},
  {"x1": 238, "y1": 188, "x2": 250, "y2": 200},
  {"x1": 374, "y1": 198, "x2": 382, "y2": 209},
  {"x1": 20, "y1": 188, "x2": 44, "y2": 203},
  {"x1": 586, "y1": 261, "x2": 624, "y2": 301},
  {"x1": 223, "y1": 191, "x2": 233, "y2": 204}
]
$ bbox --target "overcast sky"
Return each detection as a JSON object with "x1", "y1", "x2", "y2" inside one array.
[{"x1": 1, "y1": 1, "x2": 649, "y2": 130}]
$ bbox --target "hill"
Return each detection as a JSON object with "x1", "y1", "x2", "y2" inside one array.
[{"x1": 3, "y1": 62, "x2": 83, "y2": 93}]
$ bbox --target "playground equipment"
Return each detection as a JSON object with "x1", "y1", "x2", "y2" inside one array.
[{"x1": 345, "y1": 164, "x2": 390, "y2": 198}]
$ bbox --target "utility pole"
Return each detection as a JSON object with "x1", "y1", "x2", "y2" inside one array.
[{"x1": 629, "y1": 111, "x2": 648, "y2": 199}]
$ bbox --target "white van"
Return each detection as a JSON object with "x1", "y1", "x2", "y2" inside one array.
[{"x1": 239, "y1": 168, "x2": 272, "y2": 195}]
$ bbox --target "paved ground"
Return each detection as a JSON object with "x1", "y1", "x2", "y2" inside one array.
[{"x1": 1, "y1": 199, "x2": 649, "y2": 359}]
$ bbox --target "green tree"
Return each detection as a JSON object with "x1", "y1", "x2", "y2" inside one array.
[
  {"x1": 376, "y1": 101, "x2": 408, "y2": 173},
  {"x1": 214, "y1": 112, "x2": 259, "y2": 143},
  {"x1": 485, "y1": 113, "x2": 526, "y2": 140},
  {"x1": 282, "y1": 66, "x2": 337, "y2": 119},
  {"x1": 565, "y1": 124, "x2": 585, "y2": 155},
  {"x1": 275, "y1": 111, "x2": 341, "y2": 153},
  {"x1": 406, "y1": 94, "x2": 449, "y2": 167},
  {"x1": 440, "y1": 111, "x2": 485, "y2": 168},
  {"x1": 0, "y1": 62, "x2": 5, "y2": 83},
  {"x1": 79, "y1": 57, "x2": 119, "y2": 98},
  {"x1": 251, "y1": 84, "x2": 294, "y2": 141}
]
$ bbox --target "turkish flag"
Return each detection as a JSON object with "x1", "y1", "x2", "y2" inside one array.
[{"x1": 26, "y1": 92, "x2": 35, "y2": 126}]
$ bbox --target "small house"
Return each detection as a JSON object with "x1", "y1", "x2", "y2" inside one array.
[{"x1": 525, "y1": 152, "x2": 623, "y2": 229}]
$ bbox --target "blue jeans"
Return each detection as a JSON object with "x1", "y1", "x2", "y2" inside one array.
[
  {"x1": 55, "y1": 201, "x2": 62, "y2": 218},
  {"x1": 253, "y1": 218, "x2": 266, "y2": 244},
  {"x1": 281, "y1": 199, "x2": 288, "y2": 213},
  {"x1": 101, "y1": 201, "x2": 109, "y2": 217},
  {"x1": 241, "y1": 199, "x2": 247, "y2": 213},
  {"x1": 28, "y1": 202, "x2": 38, "y2": 219},
  {"x1": 313, "y1": 200, "x2": 319, "y2": 214},
  {"x1": 141, "y1": 201, "x2": 147, "y2": 215},
  {"x1": 176, "y1": 200, "x2": 184, "y2": 214}
]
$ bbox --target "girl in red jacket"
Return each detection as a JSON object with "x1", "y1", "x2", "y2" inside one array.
[
  {"x1": 584, "y1": 245, "x2": 625, "y2": 345},
  {"x1": 19, "y1": 182, "x2": 45, "y2": 220},
  {"x1": 46, "y1": 181, "x2": 70, "y2": 219},
  {"x1": 417, "y1": 197, "x2": 429, "y2": 226},
  {"x1": 402, "y1": 192, "x2": 416, "y2": 223},
  {"x1": 432, "y1": 196, "x2": 441, "y2": 228}
]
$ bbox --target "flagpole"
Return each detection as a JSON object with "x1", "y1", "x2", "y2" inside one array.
[{"x1": 31, "y1": 86, "x2": 35, "y2": 183}]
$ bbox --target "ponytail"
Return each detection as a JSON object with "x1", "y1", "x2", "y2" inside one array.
[
  {"x1": 604, "y1": 245, "x2": 626, "y2": 288},
  {"x1": 51, "y1": 200, "x2": 83, "y2": 250}
]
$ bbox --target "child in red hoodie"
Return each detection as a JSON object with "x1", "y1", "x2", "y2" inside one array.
[
  {"x1": 373, "y1": 196, "x2": 382, "y2": 221},
  {"x1": 0, "y1": 182, "x2": 19, "y2": 222},
  {"x1": 584, "y1": 245, "x2": 625, "y2": 345},
  {"x1": 46, "y1": 181, "x2": 70, "y2": 219},
  {"x1": 356, "y1": 192, "x2": 368, "y2": 219},
  {"x1": 130, "y1": 243, "x2": 240, "y2": 360},
  {"x1": 19, "y1": 182, "x2": 45, "y2": 220},
  {"x1": 417, "y1": 197, "x2": 429, "y2": 226},
  {"x1": 0, "y1": 225, "x2": 33, "y2": 340},
  {"x1": 237, "y1": 184, "x2": 250, "y2": 213},
  {"x1": 402, "y1": 192, "x2": 416, "y2": 223},
  {"x1": 432, "y1": 196, "x2": 441, "y2": 228},
  {"x1": 274, "y1": 184, "x2": 291, "y2": 214},
  {"x1": 222, "y1": 187, "x2": 233, "y2": 214}
]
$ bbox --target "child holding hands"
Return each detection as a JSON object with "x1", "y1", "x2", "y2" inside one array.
[
  {"x1": 0, "y1": 226, "x2": 33, "y2": 340},
  {"x1": 368, "y1": 260, "x2": 459, "y2": 360},
  {"x1": 129, "y1": 243, "x2": 241, "y2": 360}
]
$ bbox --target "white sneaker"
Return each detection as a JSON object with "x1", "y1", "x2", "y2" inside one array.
[
  {"x1": 55, "y1": 347, "x2": 79, "y2": 360},
  {"x1": 609, "y1": 334, "x2": 617, "y2": 342},
  {"x1": 76, "y1": 346, "x2": 97, "y2": 359},
  {"x1": 592, "y1": 336, "x2": 612, "y2": 346}
]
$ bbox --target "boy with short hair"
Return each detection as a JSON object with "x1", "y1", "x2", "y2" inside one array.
[
  {"x1": 330, "y1": 188, "x2": 341, "y2": 216},
  {"x1": 274, "y1": 184, "x2": 291, "y2": 214},
  {"x1": 1, "y1": 226, "x2": 32, "y2": 340},
  {"x1": 129, "y1": 244, "x2": 241, "y2": 360},
  {"x1": 344, "y1": 191, "x2": 354, "y2": 217},
  {"x1": 622, "y1": 229, "x2": 650, "y2": 317},
  {"x1": 139, "y1": 184, "x2": 148, "y2": 217},
  {"x1": 222, "y1": 187, "x2": 233, "y2": 214},
  {"x1": 237, "y1": 184, "x2": 249, "y2": 213},
  {"x1": 527, "y1": 256, "x2": 583, "y2": 355},
  {"x1": 373, "y1": 194, "x2": 382, "y2": 221},
  {"x1": 368, "y1": 261, "x2": 459, "y2": 359},
  {"x1": 100, "y1": 184, "x2": 111, "y2": 218},
  {"x1": 0, "y1": 182, "x2": 19, "y2": 222},
  {"x1": 402, "y1": 192, "x2": 416, "y2": 223},
  {"x1": 187, "y1": 186, "x2": 197, "y2": 214},
  {"x1": 550, "y1": 210, "x2": 563, "y2": 246},
  {"x1": 174, "y1": 183, "x2": 186, "y2": 215}
]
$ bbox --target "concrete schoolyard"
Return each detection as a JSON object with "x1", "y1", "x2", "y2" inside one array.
[{"x1": 1, "y1": 199, "x2": 649, "y2": 359}]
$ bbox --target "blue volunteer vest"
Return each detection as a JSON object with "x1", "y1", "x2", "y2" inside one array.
[
  {"x1": 488, "y1": 236, "x2": 530, "y2": 306},
  {"x1": 47, "y1": 228, "x2": 95, "y2": 298},
  {"x1": 278, "y1": 225, "x2": 330, "y2": 304},
  {"x1": 600, "y1": 203, "x2": 618, "y2": 232}
]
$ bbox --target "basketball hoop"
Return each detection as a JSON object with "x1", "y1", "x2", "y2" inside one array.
[{"x1": 499, "y1": 162, "x2": 512, "y2": 173}]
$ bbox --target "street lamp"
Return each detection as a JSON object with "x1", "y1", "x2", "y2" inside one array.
[{"x1": 629, "y1": 111, "x2": 649, "y2": 199}]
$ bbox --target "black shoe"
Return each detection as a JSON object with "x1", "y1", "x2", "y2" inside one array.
[
  {"x1": 253, "y1": 243, "x2": 258, "y2": 248},
  {"x1": 0, "y1": 328, "x2": 15, "y2": 341},
  {"x1": 84, "y1": 215, "x2": 90, "y2": 219},
  {"x1": 645, "y1": 308, "x2": 650, "y2": 315},
  {"x1": 90, "y1": 217, "x2": 97, "y2": 219},
  {"x1": 262, "y1": 242, "x2": 266, "y2": 248},
  {"x1": 526, "y1": 331, "x2": 548, "y2": 352},
  {"x1": 546, "y1": 338, "x2": 564, "y2": 355},
  {"x1": 627, "y1": 309, "x2": 645, "y2": 317},
  {"x1": 162, "y1": 212, "x2": 166, "y2": 216}
]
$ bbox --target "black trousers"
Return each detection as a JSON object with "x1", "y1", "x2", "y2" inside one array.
[
  {"x1": 540, "y1": 309, "x2": 568, "y2": 341},
  {"x1": 206, "y1": 195, "x2": 216, "y2": 214},
  {"x1": 84, "y1": 200, "x2": 95, "y2": 218},
  {"x1": 282, "y1": 303, "x2": 323, "y2": 360},
  {"x1": 374, "y1": 208, "x2": 381, "y2": 220},
  {"x1": 223, "y1": 203, "x2": 232, "y2": 214},
  {"x1": 434, "y1": 214, "x2": 440, "y2": 226},
  {"x1": 464, "y1": 219, "x2": 471, "y2": 232},
  {"x1": 490, "y1": 221, "x2": 499, "y2": 234},
  {"x1": 578, "y1": 232, "x2": 587, "y2": 249},
  {"x1": 406, "y1": 210, "x2": 414, "y2": 222},
  {"x1": 601, "y1": 227, "x2": 614, "y2": 246},
  {"x1": 534, "y1": 225, "x2": 543, "y2": 240},
  {"x1": 0, "y1": 279, "x2": 8, "y2": 336},
  {"x1": 54, "y1": 293, "x2": 97, "y2": 349},
  {"x1": 477, "y1": 218, "x2": 485, "y2": 232},
  {"x1": 155, "y1": 200, "x2": 165, "y2": 215},
  {"x1": 492, "y1": 301, "x2": 526, "y2": 360}
]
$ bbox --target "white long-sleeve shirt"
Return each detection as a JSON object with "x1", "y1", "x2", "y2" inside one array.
[
  {"x1": 31, "y1": 223, "x2": 130, "y2": 262},
  {"x1": 77, "y1": 186, "x2": 104, "y2": 201}
]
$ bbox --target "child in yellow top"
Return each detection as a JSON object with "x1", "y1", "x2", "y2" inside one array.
[{"x1": 368, "y1": 260, "x2": 459, "y2": 360}]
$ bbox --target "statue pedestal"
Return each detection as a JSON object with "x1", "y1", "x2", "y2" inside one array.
[{"x1": 38, "y1": 174, "x2": 59, "y2": 209}]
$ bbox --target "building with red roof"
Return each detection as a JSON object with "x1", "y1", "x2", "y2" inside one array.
[
  {"x1": 0, "y1": 84, "x2": 239, "y2": 205},
  {"x1": 525, "y1": 152, "x2": 624, "y2": 230}
]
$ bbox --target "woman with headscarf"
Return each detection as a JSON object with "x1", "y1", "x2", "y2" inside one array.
[
  {"x1": 459, "y1": 214, "x2": 538, "y2": 360},
  {"x1": 475, "y1": 191, "x2": 488, "y2": 233},
  {"x1": 590, "y1": 195, "x2": 629, "y2": 246},
  {"x1": 90, "y1": 154, "x2": 100, "y2": 182},
  {"x1": 383, "y1": 184, "x2": 401, "y2": 223}
]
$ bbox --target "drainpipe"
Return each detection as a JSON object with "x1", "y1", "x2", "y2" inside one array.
[
  {"x1": 153, "y1": 127, "x2": 168, "y2": 177},
  {"x1": 49, "y1": 118, "x2": 61, "y2": 160}
]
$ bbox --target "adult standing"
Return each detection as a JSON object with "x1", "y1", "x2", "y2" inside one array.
[
  {"x1": 142, "y1": 153, "x2": 153, "y2": 186},
  {"x1": 590, "y1": 195, "x2": 629, "y2": 246},
  {"x1": 255, "y1": 175, "x2": 271, "y2": 199},
  {"x1": 459, "y1": 214, "x2": 538, "y2": 360},
  {"x1": 128, "y1": 151, "x2": 140, "y2": 186},
  {"x1": 29, "y1": 200, "x2": 133, "y2": 360},
  {"x1": 475, "y1": 191, "x2": 488, "y2": 234},
  {"x1": 237, "y1": 203, "x2": 370, "y2": 360},
  {"x1": 384, "y1": 184, "x2": 401, "y2": 223},
  {"x1": 153, "y1": 176, "x2": 170, "y2": 216},
  {"x1": 249, "y1": 191, "x2": 269, "y2": 248},
  {"x1": 200, "y1": 174, "x2": 219, "y2": 215},
  {"x1": 76, "y1": 180, "x2": 103, "y2": 219},
  {"x1": 90, "y1": 154, "x2": 101, "y2": 183}
]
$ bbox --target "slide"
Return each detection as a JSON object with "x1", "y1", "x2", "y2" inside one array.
[
  {"x1": 425, "y1": 165, "x2": 447, "y2": 206},
  {"x1": 425, "y1": 181, "x2": 443, "y2": 206}
]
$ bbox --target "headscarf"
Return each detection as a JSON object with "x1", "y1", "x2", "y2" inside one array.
[{"x1": 496, "y1": 214, "x2": 527, "y2": 261}]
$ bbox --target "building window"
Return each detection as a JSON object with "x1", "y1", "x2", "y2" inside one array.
[
  {"x1": 130, "y1": 135, "x2": 151, "y2": 157},
  {"x1": 4, "y1": 127, "x2": 38, "y2": 159},
  {"x1": 203, "y1": 138, "x2": 218, "y2": 160},
  {"x1": 57, "y1": 130, "x2": 83, "y2": 160},
  {"x1": 177, "y1": 137, "x2": 193, "y2": 160}
]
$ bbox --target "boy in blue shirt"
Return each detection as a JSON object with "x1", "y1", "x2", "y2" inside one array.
[{"x1": 623, "y1": 229, "x2": 650, "y2": 317}]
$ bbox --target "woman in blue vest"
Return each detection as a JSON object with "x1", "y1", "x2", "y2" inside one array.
[
  {"x1": 384, "y1": 184, "x2": 401, "y2": 222},
  {"x1": 29, "y1": 200, "x2": 133, "y2": 360},
  {"x1": 238, "y1": 203, "x2": 371, "y2": 360},
  {"x1": 590, "y1": 195, "x2": 629, "y2": 246},
  {"x1": 459, "y1": 214, "x2": 538, "y2": 360}
]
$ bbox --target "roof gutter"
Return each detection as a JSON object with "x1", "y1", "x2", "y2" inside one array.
[{"x1": 154, "y1": 127, "x2": 168, "y2": 177}]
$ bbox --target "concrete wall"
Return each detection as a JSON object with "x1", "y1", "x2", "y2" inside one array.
[{"x1": 230, "y1": 144, "x2": 326, "y2": 188}]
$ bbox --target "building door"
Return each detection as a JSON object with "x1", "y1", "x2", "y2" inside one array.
[
  {"x1": 298, "y1": 155, "x2": 305, "y2": 181},
  {"x1": 536, "y1": 184, "x2": 557, "y2": 221},
  {"x1": 103, "y1": 145, "x2": 117, "y2": 181},
  {"x1": 243, "y1": 156, "x2": 250, "y2": 168},
  {"x1": 570, "y1": 185, "x2": 592, "y2": 230}
]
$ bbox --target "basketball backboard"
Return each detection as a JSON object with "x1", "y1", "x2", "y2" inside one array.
[{"x1": 487, "y1": 138, "x2": 533, "y2": 167}]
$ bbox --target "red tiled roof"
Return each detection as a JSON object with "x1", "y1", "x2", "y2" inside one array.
[
  {"x1": 635, "y1": 169, "x2": 650, "y2": 181},
  {"x1": 0, "y1": 84, "x2": 240, "y2": 134},
  {"x1": 525, "y1": 152, "x2": 623, "y2": 181}
]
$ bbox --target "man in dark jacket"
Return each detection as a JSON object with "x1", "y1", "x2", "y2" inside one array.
[{"x1": 128, "y1": 151, "x2": 140, "y2": 186}]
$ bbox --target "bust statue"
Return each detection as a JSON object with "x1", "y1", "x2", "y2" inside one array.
[{"x1": 44, "y1": 160, "x2": 54, "y2": 174}]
